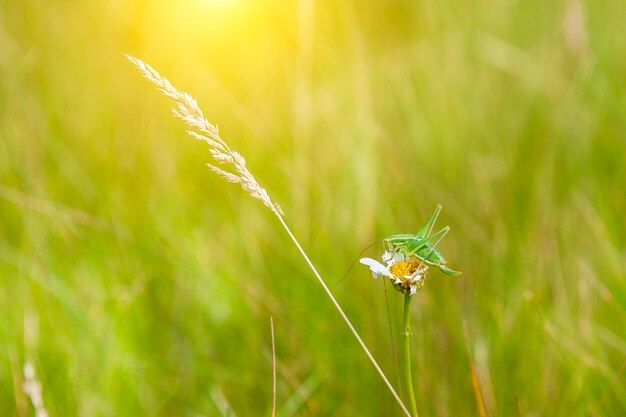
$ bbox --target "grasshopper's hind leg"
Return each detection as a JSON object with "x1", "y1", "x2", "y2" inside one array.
[
  {"x1": 416, "y1": 204, "x2": 442, "y2": 238},
  {"x1": 405, "y1": 226, "x2": 450, "y2": 258},
  {"x1": 409, "y1": 226, "x2": 451, "y2": 271}
]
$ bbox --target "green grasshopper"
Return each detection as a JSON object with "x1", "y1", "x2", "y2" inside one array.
[{"x1": 384, "y1": 204, "x2": 462, "y2": 277}]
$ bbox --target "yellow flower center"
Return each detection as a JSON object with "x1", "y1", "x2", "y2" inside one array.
[{"x1": 389, "y1": 258, "x2": 421, "y2": 280}]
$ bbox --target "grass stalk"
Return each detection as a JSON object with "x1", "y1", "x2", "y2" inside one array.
[
  {"x1": 270, "y1": 317, "x2": 277, "y2": 417},
  {"x1": 274, "y1": 213, "x2": 412, "y2": 417},
  {"x1": 403, "y1": 294, "x2": 419, "y2": 417},
  {"x1": 463, "y1": 320, "x2": 488, "y2": 417},
  {"x1": 128, "y1": 55, "x2": 411, "y2": 417},
  {"x1": 383, "y1": 280, "x2": 403, "y2": 392}
]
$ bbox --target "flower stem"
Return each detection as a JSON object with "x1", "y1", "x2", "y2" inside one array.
[{"x1": 403, "y1": 294, "x2": 419, "y2": 417}]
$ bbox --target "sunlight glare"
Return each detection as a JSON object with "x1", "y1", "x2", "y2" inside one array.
[{"x1": 195, "y1": 0, "x2": 239, "y2": 9}]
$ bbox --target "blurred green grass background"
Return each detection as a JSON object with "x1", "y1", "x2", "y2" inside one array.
[{"x1": 1, "y1": 0, "x2": 625, "y2": 415}]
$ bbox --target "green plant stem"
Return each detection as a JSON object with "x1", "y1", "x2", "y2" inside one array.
[{"x1": 404, "y1": 294, "x2": 419, "y2": 417}]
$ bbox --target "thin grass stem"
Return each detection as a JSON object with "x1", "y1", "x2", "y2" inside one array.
[
  {"x1": 383, "y1": 278, "x2": 403, "y2": 392},
  {"x1": 463, "y1": 320, "x2": 488, "y2": 417},
  {"x1": 403, "y1": 294, "x2": 419, "y2": 417},
  {"x1": 270, "y1": 317, "x2": 277, "y2": 417},
  {"x1": 274, "y1": 213, "x2": 412, "y2": 417}
]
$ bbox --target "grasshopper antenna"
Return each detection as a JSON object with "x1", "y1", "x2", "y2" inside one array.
[{"x1": 335, "y1": 240, "x2": 382, "y2": 286}]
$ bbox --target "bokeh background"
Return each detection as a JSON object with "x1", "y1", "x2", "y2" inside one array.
[{"x1": 1, "y1": 0, "x2": 625, "y2": 415}]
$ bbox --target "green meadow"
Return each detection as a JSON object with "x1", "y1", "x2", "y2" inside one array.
[{"x1": 1, "y1": 0, "x2": 625, "y2": 415}]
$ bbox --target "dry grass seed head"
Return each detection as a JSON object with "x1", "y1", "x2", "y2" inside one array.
[{"x1": 126, "y1": 54, "x2": 282, "y2": 215}]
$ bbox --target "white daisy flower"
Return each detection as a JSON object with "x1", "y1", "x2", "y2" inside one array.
[{"x1": 360, "y1": 252, "x2": 428, "y2": 295}]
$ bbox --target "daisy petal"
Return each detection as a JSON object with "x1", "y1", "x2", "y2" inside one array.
[
  {"x1": 382, "y1": 251, "x2": 393, "y2": 264},
  {"x1": 409, "y1": 269, "x2": 424, "y2": 283},
  {"x1": 382, "y1": 251, "x2": 405, "y2": 266},
  {"x1": 392, "y1": 252, "x2": 405, "y2": 262},
  {"x1": 359, "y1": 258, "x2": 393, "y2": 279}
]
